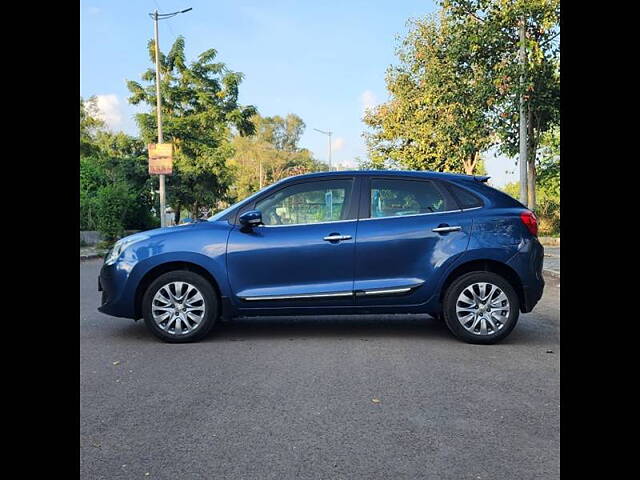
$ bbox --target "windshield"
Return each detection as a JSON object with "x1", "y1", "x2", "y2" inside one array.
[{"x1": 207, "y1": 184, "x2": 276, "y2": 222}]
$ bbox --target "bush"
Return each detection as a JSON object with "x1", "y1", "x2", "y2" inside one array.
[
  {"x1": 80, "y1": 190, "x2": 94, "y2": 230},
  {"x1": 94, "y1": 183, "x2": 136, "y2": 241},
  {"x1": 80, "y1": 133, "x2": 158, "y2": 233},
  {"x1": 502, "y1": 181, "x2": 560, "y2": 237},
  {"x1": 536, "y1": 198, "x2": 560, "y2": 236}
]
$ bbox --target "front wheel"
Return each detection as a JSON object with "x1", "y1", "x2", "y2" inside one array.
[
  {"x1": 142, "y1": 270, "x2": 218, "y2": 343},
  {"x1": 442, "y1": 271, "x2": 520, "y2": 344}
]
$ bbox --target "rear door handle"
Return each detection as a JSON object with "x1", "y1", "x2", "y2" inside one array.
[
  {"x1": 323, "y1": 234, "x2": 352, "y2": 242},
  {"x1": 432, "y1": 225, "x2": 462, "y2": 233}
]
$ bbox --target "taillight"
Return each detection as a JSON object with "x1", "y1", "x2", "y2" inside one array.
[{"x1": 520, "y1": 210, "x2": 538, "y2": 237}]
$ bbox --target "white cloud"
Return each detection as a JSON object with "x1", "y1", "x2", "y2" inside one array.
[
  {"x1": 95, "y1": 94, "x2": 123, "y2": 130},
  {"x1": 360, "y1": 90, "x2": 378, "y2": 116},
  {"x1": 331, "y1": 137, "x2": 346, "y2": 152},
  {"x1": 87, "y1": 6, "x2": 101, "y2": 15}
]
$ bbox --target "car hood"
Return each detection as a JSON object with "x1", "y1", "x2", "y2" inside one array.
[{"x1": 121, "y1": 220, "x2": 229, "y2": 242}]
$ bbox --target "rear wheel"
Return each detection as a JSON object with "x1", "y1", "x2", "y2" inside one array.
[
  {"x1": 142, "y1": 270, "x2": 218, "y2": 343},
  {"x1": 443, "y1": 271, "x2": 520, "y2": 344}
]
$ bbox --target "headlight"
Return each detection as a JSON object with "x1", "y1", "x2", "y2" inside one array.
[{"x1": 104, "y1": 234, "x2": 149, "y2": 265}]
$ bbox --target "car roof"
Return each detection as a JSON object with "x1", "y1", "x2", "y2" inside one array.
[{"x1": 278, "y1": 169, "x2": 480, "y2": 183}]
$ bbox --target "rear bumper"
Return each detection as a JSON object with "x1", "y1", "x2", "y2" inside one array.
[
  {"x1": 521, "y1": 276, "x2": 545, "y2": 313},
  {"x1": 507, "y1": 237, "x2": 545, "y2": 313}
]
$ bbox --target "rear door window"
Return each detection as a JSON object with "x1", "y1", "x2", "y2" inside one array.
[{"x1": 369, "y1": 178, "x2": 451, "y2": 218}]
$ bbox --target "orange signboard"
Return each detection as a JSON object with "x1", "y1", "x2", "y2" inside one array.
[{"x1": 148, "y1": 143, "x2": 173, "y2": 175}]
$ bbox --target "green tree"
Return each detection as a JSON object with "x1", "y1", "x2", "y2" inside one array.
[
  {"x1": 536, "y1": 124, "x2": 559, "y2": 197},
  {"x1": 228, "y1": 113, "x2": 326, "y2": 201},
  {"x1": 442, "y1": 0, "x2": 560, "y2": 208},
  {"x1": 127, "y1": 35, "x2": 257, "y2": 221},
  {"x1": 255, "y1": 114, "x2": 307, "y2": 152},
  {"x1": 93, "y1": 131, "x2": 158, "y2": 230},
  {"x1": 363, "y1": 13, "x2": 494, "y2": 174},
  {"x1": 502, "y1": 125, "x2": 559, "y2": 236},
  {"x1": 80, "y1": 155, "x2": 103, "y2": 230},
  {"x1": 357, "y1": 155, "x2": 399, "y2": 170},
  {"x1": 80, "y1": 100, "x2": 158, "y2": 235},
  {"x1": 80, "y1": 96, "x2": 106, "y2": 231},
  {"x1": 94, "y1": 183, "x2": 136, "y2": 241},
  {"x1": 80, "y1": 96, "x2": 105, "y2": 157}
]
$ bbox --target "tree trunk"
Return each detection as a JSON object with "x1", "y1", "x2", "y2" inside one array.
[
  {"x1": 527, "y1": 159, "x2": 536, "y2": 210},
  {"x1": 527, "y1": 107, "x2": 536, "y2": 210},
  {"x1": 462, "y1": 152, "x2": 481, "y2": 175}
]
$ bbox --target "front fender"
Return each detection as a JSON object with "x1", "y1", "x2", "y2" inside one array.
[
  {"x1": 129, "y1": 250, "x2": 230, "y2": 295},
  {"x1": 104, "y1": 222, "x2": 232, "y2": 318},
  {"x1": 103, "y1": 251, "x2": 230, "y2": 320}
]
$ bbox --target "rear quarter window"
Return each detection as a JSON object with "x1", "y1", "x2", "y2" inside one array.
[
  {"x1": 451, "y1": 180, "x2": 525, "y2": 209},
  {"x1": 446, "y1": 183, "x2": 484, "y2": 209}
]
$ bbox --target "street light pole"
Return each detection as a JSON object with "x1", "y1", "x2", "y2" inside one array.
[
  {"x1": 152, "y1": 10, "x2": 166, "y2": 227},
  {"x1": 149, "y1": 7, "x2": 192, "y2": 227},
  {"x1": 328, "y1": 131, "x2": 332, "y2": 171},
  {"x1": 313, "y1": 128, "x2": 333, "y2": 171}
]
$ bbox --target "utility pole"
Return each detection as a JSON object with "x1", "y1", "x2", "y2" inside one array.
[
  {"x1": 518, "y1": 16, "x2": 528, "y2": 207},
  {"x1": 149, "y1": 7, "x2": 192, "y2": 227},
  {"x1": 152, "y1": 10, "x2": 166, "y2": 227},
  {"x1": 313, "y1": 128, "x2": 333, "y2": 171}
]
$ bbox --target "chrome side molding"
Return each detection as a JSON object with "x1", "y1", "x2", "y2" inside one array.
[
  {"x1": 241, "y1": 291, "x2": 353, "y2": 301},
  {"x1": 241, "y1": 285, "x2": 420, "y2": 302},
  {"x1": 359, "y1": 287, "x2": 412, "y2": 296}
]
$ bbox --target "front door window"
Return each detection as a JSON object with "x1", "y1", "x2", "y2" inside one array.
[{"x1": 256, "y1": 179, "x2": 353, "y2": 225}]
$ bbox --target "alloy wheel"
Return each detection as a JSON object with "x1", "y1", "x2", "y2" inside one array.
[
  {"x1": 455, "y1": 282, "x2": 510, "y2": 336},
  {"x1": 151, "y1": 281, "x2": 206, "y2": 336}
]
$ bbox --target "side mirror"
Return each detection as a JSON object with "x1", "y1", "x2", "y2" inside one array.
[{"x1": 239, "y1": 210, "x2": 263, "y2": 229}]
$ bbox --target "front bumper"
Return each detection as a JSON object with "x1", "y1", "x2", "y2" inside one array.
[{"x1": 97, "y1": 261, "x2": 136, "y2": 318}]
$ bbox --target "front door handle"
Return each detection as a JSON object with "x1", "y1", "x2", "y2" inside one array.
[
  {"x1": 432, "y1": 225, "x2": 462, "y2": 233},
  {"x1": 323, "y1": 234, "x2": 352, "y2": 242}
]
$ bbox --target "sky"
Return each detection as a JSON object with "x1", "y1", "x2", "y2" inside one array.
[{"x1": 80, "y1": 0, "x2": 517, "y2": 187}]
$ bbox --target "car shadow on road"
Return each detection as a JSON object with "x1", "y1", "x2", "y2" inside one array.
[
  {"x1": 205, "y1": 315, "x2": 456, "y2": 343},
  {"x1": 108, "y1": 313, "x2": 556, "y2": 346}
]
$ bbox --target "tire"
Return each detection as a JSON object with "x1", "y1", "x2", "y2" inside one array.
[
  {"x1": 442, "y1": 271, "x2": 520, "y2": 345},
  {"x1": 142, "y1": 270, "x2": 218, "y2": 343}
]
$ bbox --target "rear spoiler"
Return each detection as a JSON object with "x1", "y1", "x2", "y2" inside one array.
[{"x1": 473, "y1": 175, "x2": 491, "y2": 183}]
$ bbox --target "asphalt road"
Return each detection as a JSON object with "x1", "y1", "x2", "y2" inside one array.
[
  {"x1": 543, "y1": 246, "x2": 560, "y2": 276},
  {"x1": 80, "y1": 260, "x2": 560, "y2": 480}
]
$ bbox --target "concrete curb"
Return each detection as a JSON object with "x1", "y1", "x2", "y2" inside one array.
[
  {"x1": 539, "y1": 237, "x2": 560, "y2": 247},
  {"x1": 80, "y1": 254, "x2": 104, "y2": 262}
]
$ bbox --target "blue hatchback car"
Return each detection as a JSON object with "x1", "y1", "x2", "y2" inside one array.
[{"x1": 98, "y1": 170, "x2": 544, "y2": 344}]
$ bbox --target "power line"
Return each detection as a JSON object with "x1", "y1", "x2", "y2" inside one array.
[{"x1": 150, "y1": 1, "x2": 189, "y2": 40}]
